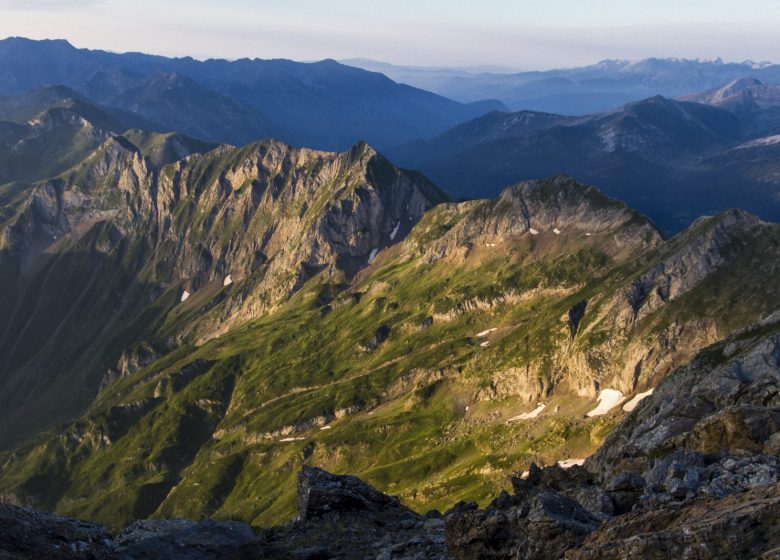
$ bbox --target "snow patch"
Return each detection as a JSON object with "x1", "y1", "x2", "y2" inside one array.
[
  {"x1": 180, "y1": 290, "x2": 191, "y2": 303},
  {"x1": 485, "y1": 243, "x2": 497, "y2": 247},
  {"x1": 476, "y1": 328, "x2": 498, "y2": 337},
  {"x1": 553, "y1": 228, "x2": 561, "y2": 235},
  {"x1": 586, "y1": 389, "x2": 625, "y2": 417},
  {"x1": 480, "y1": 341, "x2": 491, "y2": 347},
  {"x1": 508, "y1": 403, "x2": 546, "y2": 422},
  {"x1": 390, "y1": 221, "x2": 401, "y2": 240},
  {"x1": 320, "y1": 425, "x2": 332, "y2": 431},
  {"x1": 585, "y1": 233, "x2": 592, "y2": 236},
  {"x1": 368, "y1": 248, "x2": 379, "y2": 264},
  {"x1": 223, "y1": 275, "x2": 233, "y2": 287},
  {"x1": 735, "y1": 134, "x2": 780, "y2": 150},
  {"x1": 622, "y1": 388, "x2": 654, "y2": 412},
  {"x1": 558, "y1": 458, "x2": 586, "y2": 469},
  {"x1": 529, "y1": 228, "x2": 539, "y2": 235},
  {"x1": 279, "y1": 437, "x2": 305, "y2": 442}
]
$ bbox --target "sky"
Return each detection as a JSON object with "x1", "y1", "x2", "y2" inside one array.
[{"x1": 0, "y1": 0, "x2": 778, "y2": 69}]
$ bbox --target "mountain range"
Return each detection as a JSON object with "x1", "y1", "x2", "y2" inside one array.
[
  {"x1": 0, "y1": 37, "x2": 506, "y2": 151},
  {"x1": 345, "y1": 57, "x2": 780, "y2": 115},
  {"x1": 0, "y1": 90, "x2": 778, "y2": 531},
  {"x1": 0, "y1": 36, "x2": 779, "y2": 558},
  {"x1": 389, "y1": 78, "x2": 780, "y2": 232}
]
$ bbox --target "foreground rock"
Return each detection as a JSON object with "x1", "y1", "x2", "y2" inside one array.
[{"x1": 255, "y1": 466, "x2": 448, "y2": 559}]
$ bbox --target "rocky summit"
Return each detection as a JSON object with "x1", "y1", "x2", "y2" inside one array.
[{"x1": 1, "y1": 313, "x2": 779, "y2": 559}]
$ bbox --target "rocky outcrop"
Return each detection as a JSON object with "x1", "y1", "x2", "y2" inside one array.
[
  {"x1": 255, "y1": 466, "x2": 448, "y2": 559},
  {"x1": 0, "y1": 466, "x2": 447, "y2": 560},
  {"x1": 411, "y1": 175, "x2": 662, "y2": 264},
  {"x1": 443, "y1": 314, "x2": 780, "y2": 559}
]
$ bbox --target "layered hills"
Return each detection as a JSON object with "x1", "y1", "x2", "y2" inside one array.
[
  {"x1": 390, "y1": 86, "x2": 780, "y2": 232},
  {"x1": 345, "y1": 56, "x2": 780, "y2": 115},
  {"x1": 0, "y1": 96, "x2": 778, "y2": 532},
  {"x1": 0, "y1": 37, "x2": 507, "y2": 150}
]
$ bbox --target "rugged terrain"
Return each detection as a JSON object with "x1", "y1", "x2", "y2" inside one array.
[
  {"x1": 0, "y1": 99, "x2": 445, "y2": 449},
  {"x1": 0, "y1": 103, "x2": 778, "y2": 529},
  {"x1": 0, "y1": 79, "x2": 779, "y2": 539},
  {"x1": 390, "y1": 84, "x2": 780, "y2": 232},
  {"x1": 1, "y1": 314, "x2": 779, "y2": 558}
]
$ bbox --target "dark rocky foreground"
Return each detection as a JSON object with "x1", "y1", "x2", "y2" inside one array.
[{"x1": 2, "y1": 316, "x2": 780, "y2": 559}]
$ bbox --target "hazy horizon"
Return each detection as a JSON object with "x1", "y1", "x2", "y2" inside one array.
[{"x1": 0, "y1": 0, "x2": 778, "y2": 70}]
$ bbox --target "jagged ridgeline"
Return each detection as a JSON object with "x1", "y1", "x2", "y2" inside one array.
[{"x1": 0, "y1": 103, "x2": 779, "y2": 530}]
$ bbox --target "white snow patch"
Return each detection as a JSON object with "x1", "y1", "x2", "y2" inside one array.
[
  {"x1": 476, "y1": 328, "x2": 498, "y2": 338},
  {"x1": 508, "y1": 403, "x2": 546, "y2": 422},
  {"x1": 480, "y1": 341, "x2": 491, "y2": 347},
  {"x1": 223, "y1": 275, "x2": 233, "y2": 287},
  {"x1": 390, "y1": 221, "x2": 401, "y2": 240},
  {"x1": 279, "y1": 437, "x2": 305, "y2": 442},
  {"x1": 368, "y1": 248, "x2": 379, "y2": 264},
  {"x1": 735, "y1": 134, "x2": 780, "y2": 150},
  {"x1": 320, "y1": 425, "x2": 332, "y2": 431},
  {"x1": 586, "y1": 389, "x2": 625, "y2": 417},
  {"x1": 553, "y1": 228, "x2": 561, "y2": 235},
  {"x1": 585, "y1": 233, "x2": 592, "y2": 236},
  {"x1": 622, "y1": 389, "x2": 654, "y2": 412},
  {"x1": 529, "y1": 228, "x2": 539, "y2": 235},
  {"x1": 558, "y1": 458, "x2": 586, "y2": 469},
  {"x1": 519, "y1": 470, "x2": 529, "y2": 479},
  {"x1": 180, "y1": 290, "x2": 191, "y2": 303},
  {"x1": 485, "y1": 243, "x2": 497, "y2": 247}
]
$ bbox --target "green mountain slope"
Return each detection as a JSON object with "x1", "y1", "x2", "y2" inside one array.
[
  {"x1": 1, "y1": 162, "x2": 778, "y2": 530},
  {"x1": 0, "y1": 126, "x2": 444, "y2": 451}
]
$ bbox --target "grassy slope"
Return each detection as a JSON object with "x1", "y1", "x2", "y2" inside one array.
[{"x1": 2, "y1": 204, "x2": 777, "y2": 529}]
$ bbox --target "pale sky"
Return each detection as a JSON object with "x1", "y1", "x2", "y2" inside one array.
[{"x1": 0, "y1": 0, "x2": 778, "y2": 69}]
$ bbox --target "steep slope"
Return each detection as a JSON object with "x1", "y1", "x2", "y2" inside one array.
[
  {"x1": 1, "y1": 314, "x2": 779, "y2": 558},
  {"x1": 0, "y1": 37, "x2": 506, "y2": 150},
  {"x1": 0, "y1": 87, "x2": 214, "y2": 184},
  {"x1": 0, "y1": 136, "x2": 445, "y2": 450},
  {"x1": 1, "y1": 175, "x2": 778, "y2": 530},
  {"x1": 106, "y1": 72, "x2": 287, "y2": 146},
  {"x1": 389, "y1": 94, "x2": 780, "y2": 232}
]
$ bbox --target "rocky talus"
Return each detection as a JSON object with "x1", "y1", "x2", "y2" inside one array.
[{"x1": 2, "y1": 314, "x2": 779, "y2": 559}]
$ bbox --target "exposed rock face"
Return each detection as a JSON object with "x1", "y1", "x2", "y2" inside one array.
[
  {"x1": 257, "y1": 466, "x2": 449, "y2": 559},
  {"x1": 443, "y1": 315, "x2": 780, "y2": 559},
  {"x1": 413, "y1": 175, "x2": 662, "y2": 264},
  {"x1": 0, "y1": 466, "x2": 448, "y2": 559},
  {"x1": 587, "y1": 310, "x2": 780, "y2": 479},
  {"x1": 0, "y1": 134, "x2": 445, "y2": 448}
]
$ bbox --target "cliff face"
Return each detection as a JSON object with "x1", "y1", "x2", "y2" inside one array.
[{"x1": 0, "y1": 132, "x2": 445, "y2": 448}]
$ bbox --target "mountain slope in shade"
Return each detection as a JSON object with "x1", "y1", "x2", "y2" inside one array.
[
  {"x1": 0, "y1": 121, "x2": 446, "y2": 451},
  {"x1": 0, "y1": 86, "x2": 214, "y2": 185},
  {"x1": 0, "y1": 37, "x2": 507, "y2": 150},
  {"x1": 389, "y1": 92, "x2": 780, "y2": 232}
]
